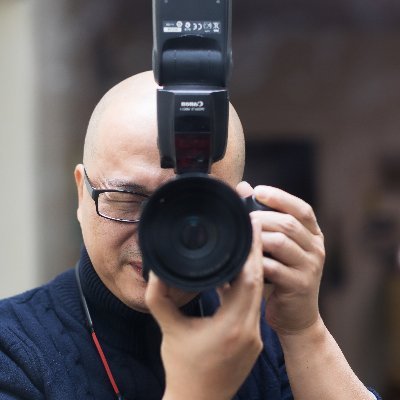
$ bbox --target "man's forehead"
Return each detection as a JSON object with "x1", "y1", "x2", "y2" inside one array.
[
  {"x1": 108, "y1": 72, "x2": 158, "y2": 114},
  {"x1": 101, "y1": 98, "x2": 156, "y2": 133},
  {"x1": 95, "y1": 91, "x2": 158, "y2": 147},
  {"x1": 84, "y1": 71, "x2": 244, "y2": 187}
]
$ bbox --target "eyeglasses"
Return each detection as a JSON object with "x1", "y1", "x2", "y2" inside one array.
[{"x1": 83, "y1": 168, "x2": 150, "y2": 223}]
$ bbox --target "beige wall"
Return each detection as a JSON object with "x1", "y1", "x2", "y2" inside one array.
[{"x1": 0, "y1": 0, "x2": 39, "y2": 297}]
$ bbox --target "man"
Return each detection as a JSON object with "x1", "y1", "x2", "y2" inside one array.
[{"x1": 0, "y1": 71, "x2": 380, "y2": 399}]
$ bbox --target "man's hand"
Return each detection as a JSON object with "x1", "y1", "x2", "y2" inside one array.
[
  {"x1": 236, "y1": 182, "x2": 325, "y2": 335},
  {"x1": 145, "y1": 219, "x2": 264, "y2": 400},
  {"x1": 237, "y1": 183, "x2": 377, "y2": 400}
]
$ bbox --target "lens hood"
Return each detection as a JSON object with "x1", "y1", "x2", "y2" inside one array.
[{"x1": 139, "y1": 173, "x2": 253, "y2": 291}]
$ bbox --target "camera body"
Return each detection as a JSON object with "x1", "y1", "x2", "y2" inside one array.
[{"x1": 139, "y1": 0, "x2": 266, "y2": 291}]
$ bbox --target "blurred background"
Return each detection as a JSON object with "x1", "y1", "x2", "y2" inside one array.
[{"x1": 1, "y1": 0, "x2": 400, "y2": 397}]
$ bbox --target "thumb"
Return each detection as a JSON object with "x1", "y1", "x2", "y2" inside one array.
[
  {"x1": 236, "y1": 181, "x2": 254, "y2": 198},
  {"x1": 145, "y1": 271, "x2": 185, "y2": 332}
]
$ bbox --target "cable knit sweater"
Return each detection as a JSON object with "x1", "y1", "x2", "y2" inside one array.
[{"x1": 0, "y1": 247, "x2": 380, "y2": 399}]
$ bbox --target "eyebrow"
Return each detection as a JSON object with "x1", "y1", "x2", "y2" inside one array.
[{"x1": 104, "y1": 178, "x2": 152, "y2": 196}]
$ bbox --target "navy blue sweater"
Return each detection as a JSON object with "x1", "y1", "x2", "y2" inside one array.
[{"x1": 0, "y1": 248, "x2": 380, "y2": 399}]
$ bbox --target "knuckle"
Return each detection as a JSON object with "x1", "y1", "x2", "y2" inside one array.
[
  {"x1": 223, "y1": 327, "x2": 262, "y2": 357},
  {"x1": 317, "y1": 245, "x2": 326, "y2": 262},
  {"x1": 263, "y1": 258, "x2": 278, "y2": 277},
  {"x1": 242, "y1": 272, "x2": 261, "y2": 291},
  {"x1": 309, "y1": 262, "x2": 322, "y2": 279},
  {"x1": 248, "y1": 334, "x2": 263, "y2": 354},
  {"x1": 300, "y1": 256, "x2": 323, "y2": 287},
  {"x1": 255, "y1": 336, "x2": 263, "y2": 352},
  {"x1": 300, "y1": 203, "x2": 315, "y2": 223},
  {"x1": 225, "y1": 323, "x2": 261, "y2": 343},
  {"x1": 313, "y1": 240, "x2": 326, "y2": 262},
  {"x1": 281, "y1": 214, "x2": 298, "y2": 236},
  {"x1": 226, "y1": 325, "x2": 242, "y2": 344}
]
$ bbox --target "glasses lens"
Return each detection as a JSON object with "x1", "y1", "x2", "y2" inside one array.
[{"x1": 98, "y1": 191, "x2": 146, "y2": 221}]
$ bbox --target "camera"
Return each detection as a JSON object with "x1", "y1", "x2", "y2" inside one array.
[{"x1": 139, "y1": 0, "x2": 267, "y2": 291}]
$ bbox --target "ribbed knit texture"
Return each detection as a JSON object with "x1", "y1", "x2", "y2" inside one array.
[{"x1": 0, "y1": 247, "x2": 381, "y2": 399}]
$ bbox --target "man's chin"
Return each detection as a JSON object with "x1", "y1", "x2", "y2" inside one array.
[{"x1": 121, "y1": 265, "x2": 198, "y2": 312}]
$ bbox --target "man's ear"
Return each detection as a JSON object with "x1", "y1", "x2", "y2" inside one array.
[{"x1": 74, "y1": 164, "x2": 84, "y2": 224}]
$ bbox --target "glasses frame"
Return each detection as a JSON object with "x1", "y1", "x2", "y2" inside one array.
[{"x1": 83, "y1": 167, "x2": 149, "y2": 223}]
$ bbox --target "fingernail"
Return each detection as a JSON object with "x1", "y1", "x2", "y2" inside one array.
[{"x1": 237, "y1": 180, "x2": 251, "y2": 189}]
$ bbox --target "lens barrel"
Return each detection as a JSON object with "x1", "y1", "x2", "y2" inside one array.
[{"x1": 139, "y1": 173, "x2": 253, "y2": 291}]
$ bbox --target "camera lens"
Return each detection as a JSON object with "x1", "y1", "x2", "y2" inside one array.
[
  {"x1": 180, "y1": 216, "x2": 208, "y2": 250},
  {"x1": 139, "y1": 173, "x2": 253, "y2": 291}
]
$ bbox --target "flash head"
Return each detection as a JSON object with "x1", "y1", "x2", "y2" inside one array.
[
  {"x1": 152, "y1": 0, "x2": 232, "y2": 87},
  {"x1": 152, "y1": 0, "x2": 232, "y2": 174}
]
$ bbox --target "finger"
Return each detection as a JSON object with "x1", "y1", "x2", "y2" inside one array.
[
  {"x1": 263, "y1": 283, "x2": 274, "y2": 301},
  {"x1": 219, "y1": 217, "x2": 264, "y2": 318},
  {"x1": 254, "y1": 186, "x2": 321, "y2": 236},
  {"x1": 262, "y1": 256, "x2": 301, "y2": 290},
  {"x1": 261, "y1": 231, "x2": 307, "y2": 268},
  {"x1": 251, "y1": 210, "x2": 315, "y2": 252},
  {"x1": 145, "y1": 271, "x2": 186, "y2": 332},
  {"x1": 216, "y1": 282, "x2": 231, "y2": 306},
  {"x1": 236, "y1": 181, "x2": 254, "y2": 198}
]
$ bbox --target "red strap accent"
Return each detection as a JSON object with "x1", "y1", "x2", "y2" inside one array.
[{"x1": 91, "y1": 331, "x2": 121, "y2": 396}]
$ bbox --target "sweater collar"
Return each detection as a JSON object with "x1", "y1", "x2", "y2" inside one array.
[{"x1": 77, "y1": 246, "x2": 203, "y2": 353}]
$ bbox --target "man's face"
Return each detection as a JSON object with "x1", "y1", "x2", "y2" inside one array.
[
  {"x1": 75, "y1": 76, "x2": 241, "y2": 312},
  {"x1": 76, "y1": 94, "x2": 182, "y2": 312}
]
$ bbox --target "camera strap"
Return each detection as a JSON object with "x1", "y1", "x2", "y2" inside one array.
[
  {"x1": 75, "y1": 261, "x2": 206, "y2": 399},
  {"x1": 75, "y1": 263, "x2": 125, "y2": 400}
]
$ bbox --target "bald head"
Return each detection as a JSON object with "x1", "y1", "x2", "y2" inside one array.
[
  {"x1": 76, "y1": 71, "x2": 247, "y2": 311},
  {"x1": 83, "y1": 71, "x2": 245, "y2": 185}
]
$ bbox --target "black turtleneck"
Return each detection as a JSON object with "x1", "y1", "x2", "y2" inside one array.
[
  {"x1": 76, "y1": 246, "x2": 207, "y2": 398},
  {"x1": 0, "y1": 245, "x2": 302, "y2": 399}
]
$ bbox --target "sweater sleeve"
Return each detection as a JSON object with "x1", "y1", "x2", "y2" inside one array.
[
  {"x1": 258, "y1": 301, "x2": 293, "y2": 399},
  {"x1": 0, "y1": 326, "x2": 45, "y2": 400},
  {"x1": 368, "y1": 387, "x2": 382, "y2": 400}
]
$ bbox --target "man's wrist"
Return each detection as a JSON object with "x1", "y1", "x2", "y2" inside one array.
[{"x1": 277, "y1": 314, "x2": 327, "y2": 352}]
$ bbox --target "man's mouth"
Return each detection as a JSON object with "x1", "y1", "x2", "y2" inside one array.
[{"x1": 131, "y1": 262, "x2": 143, "y2": 275}]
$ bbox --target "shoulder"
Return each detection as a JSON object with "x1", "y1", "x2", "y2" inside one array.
[
  {"x1": 0, "y1": 268, "x2": 75, "y2": 324},
  {"x1": 0, "y1": 286, "x2": 50, "y2": 397},
  {"x1": 0, "y1": 268, "x2": 80, "y2": 357},
  {"x1": 0, "y1": 286, "x2": 46, "y2": 334},
  {"x1": 0, "y1": 269, "x2": 82, "y2": 398}
]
